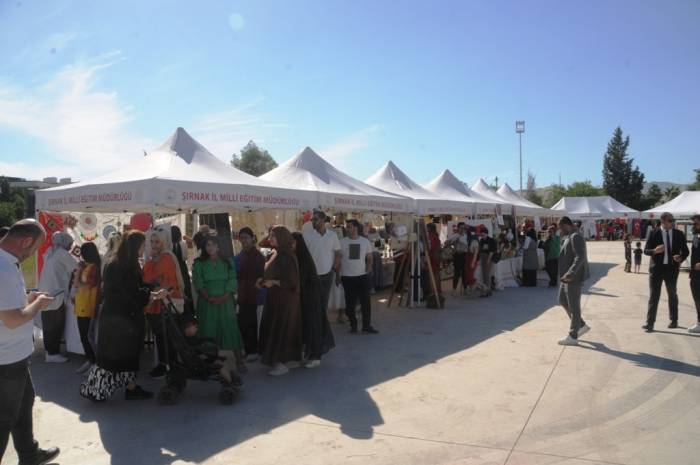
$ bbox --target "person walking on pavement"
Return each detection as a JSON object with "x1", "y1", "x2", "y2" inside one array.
[
  {"x1": 642, "y1": 212, "x2": 689, "y2": 332},
  {"x1": 0, "y1": 219, "x2": 61, "y2": 465},
  {"x1": 557, "y1": 216, "x2": 591, "y2": 346},
  {"x1": 687, "y1": 215, "x2": 700, "y2": 334}
]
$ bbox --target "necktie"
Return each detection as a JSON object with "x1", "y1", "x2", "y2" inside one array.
[{"x1": 665, "y1": 230, "x2": 671, "y2": 264}]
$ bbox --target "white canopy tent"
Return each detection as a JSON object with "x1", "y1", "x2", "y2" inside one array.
[
  {"x1": 35, "y1": 127, "x2": 316, "y2": 214},
  {"x1": 496, "y1": 183, "x2": 557, "y2": 217},
  {"x1": 471, "y1": 178, "x2": 514, "y2": 209},
  {"x1": 550, "y1": 195, "x2": 639, "y2": 219},
  {"x1": 365, "y1": 161, "x2": 475, "y2": 215},
  {"x1": 423, "y1": 169, "x2": 501, "y2": 216},
  {"x1": 644, "y1": 191, "x2": 700, "y2": 219},
  {"x1": 261, "y1": 147, "x2": 411, "y2": 213}
]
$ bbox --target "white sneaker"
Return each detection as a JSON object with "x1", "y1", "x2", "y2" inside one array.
[
  {"x1": 268, "y1": 363, "x2": 289, "y2": 376},
  {"x1": 45, "y1": 353, "x2": 69, "y2": 363},
  {"x1": 304, "y1": 359, "x2": 321, "y2": 369},
  {"x1": 558, "y1": 335, "x2": 579, "y2": 346},
  {"x1": 578, "y1": 324, "x2": 591, "y2": 338},
  {"x1": 75, "y1": 360, "x2": 93, "y2": 374},
  {"x1": 286, "y1": 360, "x2": 302, "y2": 369},
  {"x1": 688, "y1": 323, "x2": 700, "y2": 334}
]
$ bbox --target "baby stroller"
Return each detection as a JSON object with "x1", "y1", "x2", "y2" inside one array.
[{"x1": 156, "y1": 296, "x2": 241, "y2": 406}]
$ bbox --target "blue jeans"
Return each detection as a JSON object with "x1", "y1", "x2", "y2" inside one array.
[{"x1": 0, "y1": 358, "x2": 39, "y2": 463}]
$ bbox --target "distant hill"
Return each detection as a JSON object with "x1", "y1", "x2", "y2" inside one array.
[{"x1": 642, "y1": 181, "x2": 687, "y2": 194}]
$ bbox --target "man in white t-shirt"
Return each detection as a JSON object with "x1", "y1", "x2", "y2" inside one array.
[
  {"x1": 338, "y1": 219, "x2": 378, "y2": 334},
  {"x1": 0, "y1": 219, "x2": 59, "y2": 465},
  {"x1": 302, "y1": 211, "x2": 341, "y2": 321}
]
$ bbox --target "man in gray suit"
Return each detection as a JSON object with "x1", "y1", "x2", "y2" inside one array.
[{"x1": 557, "y1": 216, "x2": 591, "y2": 346}]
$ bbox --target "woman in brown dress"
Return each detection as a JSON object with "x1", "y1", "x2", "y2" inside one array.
[{"x1": 257, "y1": 226, "x2": 302, "y2": 376}]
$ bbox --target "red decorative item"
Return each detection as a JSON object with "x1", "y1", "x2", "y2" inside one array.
[
  {"x1": 38, "y1": 212, "x2": 65, "y2": 274},
  {"x1": 129, "y1": 213, "x2": 153, "y2": 232}
]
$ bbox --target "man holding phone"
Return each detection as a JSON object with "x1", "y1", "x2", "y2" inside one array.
[
  {"x1": 0, "y1": 219, "x2": 60, "y2": 465},
  {"x1": 642, "y1": 212, "x2": 690, "y2": 332}
]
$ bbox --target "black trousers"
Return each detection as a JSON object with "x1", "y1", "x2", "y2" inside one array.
[
  {"x1": 147, "y1": 313, "x2": 174, "y2": 365},
  {"x1": 647, "y1": 266, "x2": 680, "y2": 325},
  {"x1": 342, "y1": 275, "x2": 371, "y2": 330},
  {"x1": 452, "y1": 252, "x2": 466, "y2": 290},
  {"x1": 77, "y1": 316, "x2": 96, "y2": 363},
  {"x1": 237, "y1": 303, "x2": 259, "y2": 355},
  {"x1": 41, "y1": 304, "x2": 65, "y2": 355},
  {"x1": 545, "y1": 259, "x2": 558, "y2": 286},
  {"x1": 522, "y1": 269, "x2": 537, "y2": 287},
  {"x1": 691, "y1": 278, "x2": 700, "y2": 322},
  {"x1": 0, "y1": 358, "x2": 39, "y2": 463}
]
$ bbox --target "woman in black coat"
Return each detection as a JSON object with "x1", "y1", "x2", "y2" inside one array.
[
  {"x1": 292, "y1": 232, "x2": 334, "y2": 368},
  {"x1": 80, "y1": 231, "x2": 168, "y2": 402}
]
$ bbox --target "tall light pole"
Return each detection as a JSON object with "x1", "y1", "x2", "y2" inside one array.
[{"x1": 515, "y1": 120, "x2": 525, "y2": 196}]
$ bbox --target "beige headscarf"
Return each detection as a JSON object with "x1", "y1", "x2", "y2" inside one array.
[{"x1": 146, "y1": 224, "x2": 186, "y2": 302}]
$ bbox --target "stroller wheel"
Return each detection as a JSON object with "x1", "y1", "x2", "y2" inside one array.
[
  {"x1": 158, "y1": 386, "x2": 179, "y2": 406},
  {"x1": 219, "y1": 386, "x2": 239, "y2": 405}
]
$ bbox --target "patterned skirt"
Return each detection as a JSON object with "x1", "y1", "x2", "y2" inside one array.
[{"x1": 80, "y1": 366, "x2": 136, "y2": 401}]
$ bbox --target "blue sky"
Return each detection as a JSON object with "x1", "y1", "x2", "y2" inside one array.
[{"x1": 1, "y1": 0, "x2": 698, "y2": 189}]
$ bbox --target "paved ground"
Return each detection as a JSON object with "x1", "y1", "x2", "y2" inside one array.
[{"x1": 6, "y1": 241, "x2": 700, "y2": 465}]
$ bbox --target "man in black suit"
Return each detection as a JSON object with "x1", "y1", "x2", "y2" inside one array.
[
  {"x1": 688, "y1": 214, "x2": 700, "y2": 334},
  {"x1": 642, "y1": 212, "x2": 690, "y2": 332}
]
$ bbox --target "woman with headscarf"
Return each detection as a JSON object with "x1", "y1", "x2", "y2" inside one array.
[
  {"x1": 235, "y1": 227, "x2": 265, "y2": 362},
  {"x1": 80, "y1": 231, "x2": 169, "y2": 402},
  {"x1": 38, "y1": 231, "x2": 78, "y2": 363},
  {"x1": 292, "y1": 232, "x2": 334, "y2": 368},
  {"x1": 143, "y1": 224, "x2": 187, "y2": 378},
  {"x1": 257, "y1": 226, "x2": 302, "y2": 376},
  {"x1": 521, "y1": 228, "x2": 539, "y2": 287},
  {"x1": 193, "y1": 234, "x2": 246, "y2": 373}
]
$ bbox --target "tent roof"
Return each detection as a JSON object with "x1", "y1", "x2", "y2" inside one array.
[
  {"x1": 365, "y1": 161, "x2": 475, "y2": 215},
  {"x1": 423, "y1": 169, "x2": 505, "y2": 215},
  {"x1": 645, "y1": 191, "x2": 700, "y2": 218},
  {"x1": 550, "y1": 195, "x2": 639, "y2": 219},
  {"x1": 496, "y1": 183, "x2": 557, "y2": 216},
  {"x1": 35, "y1": 127, "x2": 316, "y2": 213},
  {"x1": 261, "y1": 147, "x2": 410, "y2": 212},
  {"x1": 471, "y1": 178, "x2": 514, "y2": 206}
]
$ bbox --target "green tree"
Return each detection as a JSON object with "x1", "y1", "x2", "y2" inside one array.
[
  {"x1": 544, "y1": 184, "x2": 567, "y2": 208},
  {"x1": 0, "y1": 202, "x2": 17, "y2": 226},
  {"x1": 488, "y1": 176, "x2": 500, "y2": 190},
  {"x1": 567, "y1": 181, "x2": 603, "y2": 197},
  {"x1": 664, "y1": 185, "x2": 681, "y2": 201},
  {"x1": 525, "y1": 171, "x2": 543, "y2": 206},
  {"x1": 642, "y1": 183, "x2": 664, "y2": 209},
  {"x1": 230, "y1": 141, "x2": 278, "y2": 176},
  {"x1": 602, "y1": 127, "x2": 645, "y2": 209},
  {"x1": 687, "y1": 169, "x2": 700, "y2": 191}
]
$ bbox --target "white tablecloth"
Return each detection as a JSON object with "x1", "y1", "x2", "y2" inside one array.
[{"x1": 475, "y1": 250, "x2": 545, "y2": 290}]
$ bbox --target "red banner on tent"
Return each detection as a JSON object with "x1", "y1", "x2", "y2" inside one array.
[{"x1": 37, "y1": 212, "x2": 64, "y2": 274}]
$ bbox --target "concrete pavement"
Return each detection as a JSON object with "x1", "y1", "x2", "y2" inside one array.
[{"x1": 6, "y1": 241, "x2": 700, "y2": 465}]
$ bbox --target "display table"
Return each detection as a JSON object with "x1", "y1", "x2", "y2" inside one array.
[{"x1": 475, "y1": 249, "x2": 545, "y2": 290}]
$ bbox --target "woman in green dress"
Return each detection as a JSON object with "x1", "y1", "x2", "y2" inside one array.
[{"x1": 193, "y1": 234, "x2": 246, "y2": 373}]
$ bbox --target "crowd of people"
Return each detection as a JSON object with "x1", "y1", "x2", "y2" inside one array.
[{"x1": 1, "y1": 211, "x2": 699, "y2": 464}]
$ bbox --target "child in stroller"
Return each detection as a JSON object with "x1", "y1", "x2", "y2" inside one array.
[{"x1": 157, "y1": 297, "x2": 242, "y2": 405}]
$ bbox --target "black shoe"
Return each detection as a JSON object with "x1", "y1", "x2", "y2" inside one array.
[
  {"x1": 20, "y1": 447, "x2": 60, "y2": 465},
  {"x1": 362, "y1": 327, "x2": 379, "y2": 334},
  {"x1": 642, "y1": 324, "x2": 654, "y2": 333},
  {"x1": 125, "y1": 385, "x2": 154, "y2": 400},
  {"x1": 668, "y1": 321, "x2": 678, "y2": 329},
  {"x1": 149, "y1": 364, "x2": 167, "y2": 379}
]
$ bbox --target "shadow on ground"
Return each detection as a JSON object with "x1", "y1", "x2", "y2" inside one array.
[{"x1": 30, "y1": 263, "x2": 617, "y2": 464}]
